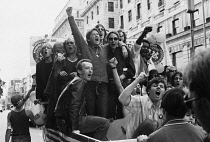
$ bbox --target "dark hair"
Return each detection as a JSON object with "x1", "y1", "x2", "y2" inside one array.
[
  {"x1": 106, "y1": 31, "x2": 120, "y2": 42},
  {"x1": 184, "y1": 48, "x2": 210, "y2": 100},
  {"x1": 86, "y1": 28, "x2": 100, "y2": 45},
  {"x1": 76, "y1": 59, "x2": 92, "y2": 76},
  {"x1": 161, "y1": 88, "x2": 188, "y2": 118},
  {"x1": 95, "y1": 24, "x2": 107, "y2": 39},
  {"x1": 11, "y1": 95, "x2": 23, "y2": 109},
  {"x1": 146, "y1": 77, "x2": 166, "y2": 94},
  {"x1": 148, "y1": 69, "x2": 159, "y2": 81},
  {"x1": 171, "y1": 71, "x2": 183, "y2": 87},
  {"x1": 117, "y1": 29, "x2": 127, "y2": 43}
]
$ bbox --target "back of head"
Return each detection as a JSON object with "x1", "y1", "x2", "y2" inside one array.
[
  {"x1": 53, "y1": 42, "x2": 64, "y2": 54},
  {"x1": 161, "y1": 88, "x2": 187, "y2": 118},
  {"x1": 148, "y1": 69, "x2": 159, "y2": 81},
  {"x1": 11, "y1": 95, "x2": 23, "y2": 109},
  {"x1": 184, "y1": 48, "x2": 210, "y2": 100}
]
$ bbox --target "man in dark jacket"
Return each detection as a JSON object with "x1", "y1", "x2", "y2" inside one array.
[{"x1": 55, "y1": 59, "x2": 110, "y2": 141}]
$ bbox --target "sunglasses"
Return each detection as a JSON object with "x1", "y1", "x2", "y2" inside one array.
[
  {"x1": 168, "y1": 70, "x2": 177, "y2": 73},
  {"x1": 98, "y1": 28, "x2": 104, "y2": 31},
  {"x1": 109, "y1": 37, "x2": 118, "y2": 41}
]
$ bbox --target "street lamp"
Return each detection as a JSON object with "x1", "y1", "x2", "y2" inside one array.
[{"x1": 187, "y1": 0, "x2": 196, "y2": 57}]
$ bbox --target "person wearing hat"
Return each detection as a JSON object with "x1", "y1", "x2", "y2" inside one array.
[{"x1": 5, "y1": 95, "x2": 35, "y2": 142}]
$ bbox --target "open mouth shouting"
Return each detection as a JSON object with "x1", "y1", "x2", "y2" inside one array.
[{"x1": 155, "y1": 90, "x2": 161, "y2": 96}]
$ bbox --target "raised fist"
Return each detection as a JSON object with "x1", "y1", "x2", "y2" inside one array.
[
  {"x1": 66, "y1": 7, "x2": 73, "y2": 17},
  {"x1": 143, "y1": 26, "x2": 152, "y2": 34},
  {"x1": 109, "y1": 57, "x2": 118, "y2": 68},
  {"x1": 138, "y1": 72, "x2": 148, "y2": 82}
]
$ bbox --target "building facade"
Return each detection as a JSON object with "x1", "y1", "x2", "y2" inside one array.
[
  {"x1": 81, "y1": 0, "x2": 120, "y2": 35},
  {"x1": 52, "y1": 0, "x2": 85, "y2": 38},
  {"x1": 119, "y1": 0, "x2": 210, "y2": 71}
]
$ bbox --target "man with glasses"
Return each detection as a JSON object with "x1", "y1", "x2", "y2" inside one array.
[
  {"x1": 184, "y1": 48, "x2": 210, "y2": 142},
  {"x1": 106, "y1": 31, "x2": 135, "y2": 119}
]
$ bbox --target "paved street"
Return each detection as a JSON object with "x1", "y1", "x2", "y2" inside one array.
[{"x1": 0, "y1": 110, "x2": 44, "y2": 142}]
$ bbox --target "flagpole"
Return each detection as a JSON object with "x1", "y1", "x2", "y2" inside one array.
[{"x1": 202, "y1": 0, "x2": 207, "y2": 48}]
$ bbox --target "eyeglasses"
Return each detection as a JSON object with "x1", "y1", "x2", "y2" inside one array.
[
  {"x1": 109, "y1": 37, "x2": 118, "y2": 41},
  {"x1": 98, "y1": 28, "x2": 104, "y2": 31}
]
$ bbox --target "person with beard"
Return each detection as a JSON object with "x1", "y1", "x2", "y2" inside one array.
[
  {"x1": 106, "y1": 31, "x2": 135, "y2": 119},
  {"x1": 184, "y1": 48, "x2": 210, "y2": 142},
  {"x1": 35, "y1": 43, "x2": 53, "y2": 111},
  {"x1": 95, "y1": 24, "x2": 107, "y2": 45},
  {"x1": 66, "y1": 7, "x2": 128, "y2": 119},
  {"x1": 119, "y1": 76, "x2": 166, "y2": 139}
]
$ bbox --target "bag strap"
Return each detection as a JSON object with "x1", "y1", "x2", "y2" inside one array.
[{"x1": 55, "y1": 77, "x2": 79, "y2": 110}]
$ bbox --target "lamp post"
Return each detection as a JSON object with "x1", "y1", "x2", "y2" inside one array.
[
  {"x1": 202, "y1": 0, "x2": 207, "y2": 48},
  {"x1": 187, "y1": 0, "x2": 196, "y2": 57}
]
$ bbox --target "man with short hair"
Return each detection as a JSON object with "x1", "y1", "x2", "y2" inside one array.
[
  {"x1": 184, "y1": 48, "x2": 210, "y2": 141},
  {"x1": 55, "y1": 59, "x2": 110, "y2": 141},
  {"x1": 119, "y1": 76, "x2": 167, "y2": 138}
]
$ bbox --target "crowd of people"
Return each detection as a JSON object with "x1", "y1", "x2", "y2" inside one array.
[{"x1": 5, "y1": 6, "x2": 210, "y2": 142}]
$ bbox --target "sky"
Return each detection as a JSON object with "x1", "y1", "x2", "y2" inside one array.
[{"x1": 0, "y1": 0, "x2": 69, "y2": 85}]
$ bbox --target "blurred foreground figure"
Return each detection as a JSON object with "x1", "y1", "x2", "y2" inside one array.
[{"x1": 184, "y1": 48, "x2": 210, "y2": 142}]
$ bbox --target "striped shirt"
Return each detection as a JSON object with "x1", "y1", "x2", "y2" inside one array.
[{"x1": 125, "y1": 95, "x2": 163, "y2": 138}]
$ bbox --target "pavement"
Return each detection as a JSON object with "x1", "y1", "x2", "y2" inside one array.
[{"x1": 0, "y1": 110, "x2": 44, "y2": 142}]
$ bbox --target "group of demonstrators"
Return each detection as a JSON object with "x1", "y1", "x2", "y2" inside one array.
[{"x1": 5, "y1": 6, "x2": 210, "y2": 142}]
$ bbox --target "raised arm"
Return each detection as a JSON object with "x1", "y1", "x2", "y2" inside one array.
[
  {"x1": 66, "y1": 7, "x2": 90, "y2": 59},
  {"x1": 109, "y1": 57, "x2": 124, "y2": 94},
  {"x1": 119, "y1": 72, "x2": 147, "y2": 106}
]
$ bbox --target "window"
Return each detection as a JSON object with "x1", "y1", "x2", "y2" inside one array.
[
  {"x1": 77, "y1": 11, "x2": 80, "y2": 18},
  {"x1": 158, "y1": 0, "x2": 164, "y2": 7},
  {"x1": 128, "y1": 10, "x2": 132, "y2": 22},
  {"x1": 120, "y1": 0, "x2": 123, "y2": 9},
  {"x1": 136, "y1": 3, "x2": 141, "y2": 19},
  {"x1": 76, "y1": 21, "x2": 81, "y2": 27},
  {"x1": 97, "y1": 6, "x2": 99, "y2": 15},
  {"x1": 91, "y1": 11, "x2": 93, "y2": 19},
  {"x1": 108, "y1": 2, "x2": 114, "y2": 12},
  {"x1": 172, "y1": 19, "x2": 179, "y2": 35},
  {"x1": 172, "y1": 53, "x2": 176, "y2": 66},
  {"x1": 193, "y1": 10, "x2": 199, "y2": 27},
  {"x1": 120, "y1": 16, "x2": 124, "y2": 29},
  {"x1": 128, "y1": 0, "x2": 131, "y2": 3},
  {"x1": 87, "y1": 16, "x2": 89, "y2": 24},
  {"x1": 157, "y1": 26, "x2": 162, "y2": 32},
  {"x1": 147, "y1": 0, "x2": 151, "y2": 10},
  {"x1": 109, "y1": 18, "x2": 114, "y2": 28}
]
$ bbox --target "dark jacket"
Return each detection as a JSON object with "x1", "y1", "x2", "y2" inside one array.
[
  {"x1": 55, "y1": 77, "x2": 87, "y2": 131},
  {"x1": 36, "y1": 59, "x2": 53, "y2": 101},
  {"x1": 107, "y1": 45, "x2": 135, "y2": 80}
]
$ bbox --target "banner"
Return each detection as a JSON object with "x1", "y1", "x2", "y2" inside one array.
[{"x1": 30, "y1": 36, "x2": 65, "y2": 66}]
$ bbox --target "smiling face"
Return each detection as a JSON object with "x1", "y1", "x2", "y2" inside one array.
[
  {"x1": 108, "y1": 33, "x2": 119, "y2": 49},
  {"x1": 89, "y1": 30, "x2": 100, "y2": 46},
  {"x1": 148, "y1": 82, "x2": 166, "y2": 103},
  {"x1": 65, "y1": 39, "x2": 76, "y2": 54},
  {"x1": 78, "y1": 62, "x2": 93, "y2": 81}
]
